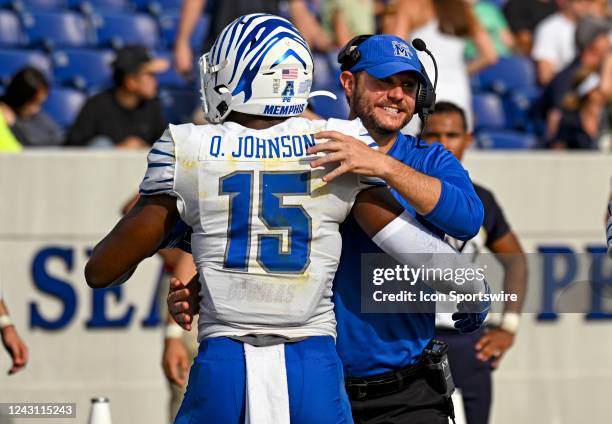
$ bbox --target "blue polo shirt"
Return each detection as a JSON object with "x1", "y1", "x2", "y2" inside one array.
[{"x1": 333, "y1": 133, "x2": 483, "y2": 378}]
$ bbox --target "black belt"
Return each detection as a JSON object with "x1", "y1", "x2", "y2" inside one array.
[{"x1": 345, "y1": 363, "x2": 426, "y2": 401}]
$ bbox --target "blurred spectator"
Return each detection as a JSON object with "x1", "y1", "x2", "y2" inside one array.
[
  {"x1": 290, "y1": 1, "x2": 334, "y2": 52},
  {"x1": 174, "y1": 0, "x2": 332, "y2": 77},
  {"x1": 0, "y1": 67, "x2": 62, "y2": 151},
  {"x1": 465, "y1": 0, "x2": 515, "y2": 60},
  {"x1": 320, "y1": 0, "x2": 376, "y2": 48},
  {"x1": 596, "y1": 0, "x2": 609, "y2": 15},
  {"x1": 174, "y1": 0, "x2": 281, "y2": 76},
  {"x1": 66, "y1": 46, "x2": 168, "y2": 149},
  {"x1": 537, "y1": 15, "x2": 612, "y2": 147},
  {"x1": 531, "y1": 0, "x2": 602, "y2": 85},
  {"x1": 551, "y1": 71, "x2": 609, "y2": 148},
  {"x1": 0, "y1": 128, "x2": 20, "y2": 153},
  {"x1": 160, "y1": 250, "x2": 197, "y2": 423},
  {"x1": 503, "y1": 0, "x2": 558, "y2": 55},
  {"x1": 390, "y1": 0, "x2": 498, "y2": 132},
  {"x1": 377, "y1": 0, "x2": 400, "y2": 34}
]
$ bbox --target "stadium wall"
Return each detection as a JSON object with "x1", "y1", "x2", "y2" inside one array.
[{"x1": 0, "y1": 151, "x2": 610, "y2": 424}]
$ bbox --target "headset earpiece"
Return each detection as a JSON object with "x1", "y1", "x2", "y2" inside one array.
[
  {"x1": 415, "y1": 71, "x2": 436, "y2": 122},
  {"x1": 411, "y1": 38, "x2": 438, "y2": 125},
  {"x1": 338, "y1": 34, "x2": 375, "y2": 72}
]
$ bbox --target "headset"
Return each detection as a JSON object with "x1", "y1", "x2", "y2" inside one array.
[{"x1": 337, "y1": 35, "x2": 438, "y2": 128}]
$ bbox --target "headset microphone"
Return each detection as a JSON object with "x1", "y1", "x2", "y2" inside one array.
[
  {"x1": 411, "y1": 38, "x2": 438, "y2": 95},
  {"x1": 411, "y1": 38, "x2": 438, "y2": 143}
]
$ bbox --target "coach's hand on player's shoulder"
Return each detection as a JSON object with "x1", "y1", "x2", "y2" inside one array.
[
  {"x1": 308, "y1": 131, "x2": 392, "y2": 182},
  {"x1": 162, "y1": 337, "x2": 189, "y2": 387},
  {"x1": 475, "y1": 328, "x2": 514, "y2": 369},
  {"x1": 167, "y1": 277, "x2": 201, "y2": 331}
]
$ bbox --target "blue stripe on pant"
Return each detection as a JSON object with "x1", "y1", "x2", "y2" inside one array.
[{"x1": 175, "y1": 336, "x2": 354, "y2": 424}]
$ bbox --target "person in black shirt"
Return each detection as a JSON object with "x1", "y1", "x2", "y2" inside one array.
[
  {"x1": 66, "y1": 45, "x2": 168, "y2": 148},
  {"x1": 422, "y1": 102, "x2": 528, "y2": 424}
]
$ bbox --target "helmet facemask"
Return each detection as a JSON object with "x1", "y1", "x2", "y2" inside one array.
[{"x1": 199, "y1": 53, "x2": 232, "y2": 124}]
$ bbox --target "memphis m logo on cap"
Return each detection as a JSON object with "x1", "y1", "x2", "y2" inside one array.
[{"x1": 392, "y1": 41, "x2": 413, "y2": 59}]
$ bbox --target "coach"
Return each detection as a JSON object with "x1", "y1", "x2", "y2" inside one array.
[{"x1": 310, "y1": 35, "x2": 485, "y2": 424}]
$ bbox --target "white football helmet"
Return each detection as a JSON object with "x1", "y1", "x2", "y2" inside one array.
[{"x1": 199, "y1": 13, "x2": 318, "y2": 123}]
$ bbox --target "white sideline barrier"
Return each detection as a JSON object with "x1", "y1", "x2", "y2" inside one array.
[{"x1": 0, "y1": 150, "x2": 609, "y2": 424}]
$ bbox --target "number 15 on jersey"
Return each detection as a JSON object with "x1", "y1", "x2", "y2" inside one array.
[{"x1": 219, "y1": 170, "x2": 312, "y2": 274}]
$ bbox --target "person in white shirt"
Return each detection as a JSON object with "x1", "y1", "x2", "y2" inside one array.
[{"x1": 532, "y1": 0, "x2": 602, "y2": 85}]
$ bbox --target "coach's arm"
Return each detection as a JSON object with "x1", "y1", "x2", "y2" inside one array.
[
  {"x1": 308, "y1": 131, "x2": 483, "y2": 240},
  {"x1": 85, "y1": 194, "x2": 179, "y2": 289}
]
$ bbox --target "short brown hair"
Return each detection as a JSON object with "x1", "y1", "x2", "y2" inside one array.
[{"x1": 431, "y1": 101, "x2": 468, "y2": 132}]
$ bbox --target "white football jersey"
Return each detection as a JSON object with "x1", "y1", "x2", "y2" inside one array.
[{"x1": 140, "y1": 117, "x2": 381, "y2": 340}]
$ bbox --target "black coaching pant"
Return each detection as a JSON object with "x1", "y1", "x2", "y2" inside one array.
[{"x1": 348, "y1": 368, "x2": 453, "y2": 424}]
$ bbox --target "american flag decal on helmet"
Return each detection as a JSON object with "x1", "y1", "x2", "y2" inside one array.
[{"x1": 282, "y1": 68, "x2": 298, "y2": 79}]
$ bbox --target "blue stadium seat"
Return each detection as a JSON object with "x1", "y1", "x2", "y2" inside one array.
[
  {"x1": 474, "y1": 55, "x2": 536, "y2": 95},
  {"x1": 504, "y1": 86, "x2": 541, "y2": 131},
  {"x1": 133, "y1": 0, "x2": 182, "y2": 15},
  {"x1": 23, "y1": 11, "x2": 93, "y2": 49},
  {"x1": 94, "y1": 13, "x2": 160, "y2": 49},
  {"x1": 53, "y1": 48, "x2": 114, "y2": 90},
  {"x1": 69, "y1": 0, "x2": 129, "y2": 13},
  {"x1": 476, "y1": 130, "x2": 537, "y2": 149},
  {"x1": 472, "y1": 92, "x2": 506, "y2": 131},
  {"x1": 158, "y1": 11, "x2": 208, "y2": 51},
  {"x1": 309, "y1": 89, "x2": 349, "y2": 120},
  {"x1": 159, "y1": 87, "x2": 198, "y2": 124},
  {"x1": 0, "y1": 10, "x2": 23, "y2": 47},
  {"x1": 155, "y1": 50, "x2": 190, "y2": 88},
  {"x1": 42, "y1": 87, "x2": 85, "y2": 128},
  {"x1": 0, "y1": 49, "x2": 52, "y2": 85},
  {"x1": 17, "y1": 0, "x2": 67, "y2": 11}
]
